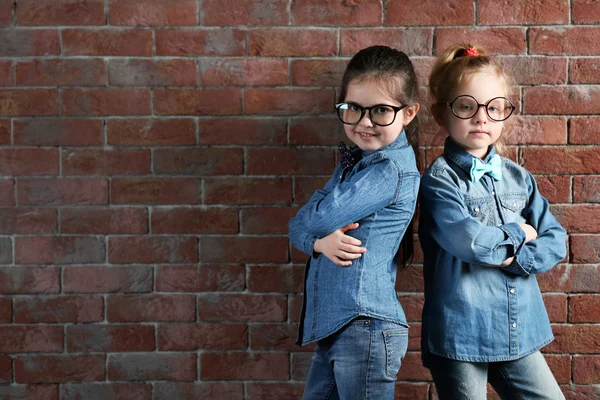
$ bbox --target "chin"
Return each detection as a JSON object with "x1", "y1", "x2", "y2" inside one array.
[
  {"x1": 465, "y1": 139, "x2": 491, "y2": 149},
  {"x1": 355, "y1": 144, "x2": 372, "y2": 151},
  {"x1": 360, "y1": 142, "x2": 382, "y2": 151}
]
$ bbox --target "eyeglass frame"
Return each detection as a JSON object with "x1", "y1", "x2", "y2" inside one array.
[
  {"x1": 334, "y1": 102, "x2": 408, "y2": 127},
  {"x1": 440, "y1": 95, "x2": 515, "y2": 122}
]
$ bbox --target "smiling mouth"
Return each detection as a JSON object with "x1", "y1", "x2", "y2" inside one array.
[{"x1": 357, "y1": 132, "x2": 377, "y2": 138}]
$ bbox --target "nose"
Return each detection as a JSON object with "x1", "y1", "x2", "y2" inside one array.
[
  {"x1": 472, "y1": 104, "x2": 488, "y2": 124},
  {"x1": 357, "y1": 111, "x2": 374, "y2": 127}
]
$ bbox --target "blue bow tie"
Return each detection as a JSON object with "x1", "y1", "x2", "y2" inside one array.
[
  {"x1": 470, "y1": 154, "x2": 502, "y2": 183},
  {"x1": 339, "y1": 141, "x2": 358, "y2": 169}
]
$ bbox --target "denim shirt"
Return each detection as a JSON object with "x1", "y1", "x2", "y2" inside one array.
[
  {"x1": 289, "y1": 131, "x2": 420, "y2": 346},
  {"x1": 419, "y1": 138, "x2": 567, "y2": 363}
]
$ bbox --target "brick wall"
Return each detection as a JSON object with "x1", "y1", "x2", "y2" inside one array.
[{"x1": 0, "y1": 0, "x2": 599, "y2": 399}]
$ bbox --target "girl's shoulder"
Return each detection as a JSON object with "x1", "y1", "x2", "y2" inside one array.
[
  {"x1": 420, "y1": 155, "x2": 463, "y2": 194},
  {"x1": 423, "y1": 154, "x2": 455, "y2": 178},
  {"x1": 359, "y1": 151, "x2": 409, "y2": 176},
  {"x1": 499, "y1": 156, "x2": 521, "y2": 169},
  {"x1": 499, "y1": 156, "x2": 533, "y2": 183}
]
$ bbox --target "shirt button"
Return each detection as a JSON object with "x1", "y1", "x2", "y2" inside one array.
[
  {"x1": 512, "y1": 323, "x2": 517, "y2": 328},
  {"x1": 492, "y1": 191, "x2": 495, "y2": 196},
  {"x1": 510, "y1": 289, "x2": 516, "y2": 294},
  {"x1": 474, "y1": 207, "x2": 480, "y2": 212}
]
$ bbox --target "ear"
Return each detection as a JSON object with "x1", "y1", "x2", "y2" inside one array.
[
  {"x1": 430, "y1": 103, "x2": 445, "y2": 126},
  {"x1": 402, "y1": 103, "x2": 420, "y2": 126}
]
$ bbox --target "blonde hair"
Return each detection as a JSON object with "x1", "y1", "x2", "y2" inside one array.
[{"x1": 429, "y1": 44, "x2": 513, "y2": 155}]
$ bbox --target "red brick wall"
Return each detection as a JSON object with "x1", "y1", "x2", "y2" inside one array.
[{"x1": 0, "y1": 0, "x2": 598, "y2": 398}]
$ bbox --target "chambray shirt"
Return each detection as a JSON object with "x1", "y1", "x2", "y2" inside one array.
[
  {"x1": 419, "y1": 138, "x2": 567, "y2": 363},
  {"x1": 289, "y1": 131, "x2": 419, "y2": 346}
]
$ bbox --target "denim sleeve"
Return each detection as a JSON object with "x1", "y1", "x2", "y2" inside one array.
[
  {"x1": 288, "y1": 165, "x2": 343, "y2": 256},
  {"x1": 420, "y1": 169, "x2": 526, "y2": 265},
  {"x1": 289, "y1": 159, "x2": 400, "y2": 242},
  {"x1": 502, "y1": 172, "x2": 567, "y2": 276}
]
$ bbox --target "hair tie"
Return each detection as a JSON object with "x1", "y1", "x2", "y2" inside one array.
[{"x1": 463, "y1": 47, "x2": 479, "y2": 57}]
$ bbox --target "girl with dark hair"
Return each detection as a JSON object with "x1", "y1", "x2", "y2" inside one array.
[{"x1": 289, "y1": 45, "x2": 421, "y2": 399}]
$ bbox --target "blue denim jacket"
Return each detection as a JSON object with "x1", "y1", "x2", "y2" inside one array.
[
  {"x1": 419, "y1": 138, "x2": 567, "y2": 363},
  {"x1": 289, "y1": 131, "x2": 420, "y2": 346}
]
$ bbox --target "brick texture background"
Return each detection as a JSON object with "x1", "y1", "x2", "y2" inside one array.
[{"x1": 0, "y1": 0, "x2": 599, "y2": 399}]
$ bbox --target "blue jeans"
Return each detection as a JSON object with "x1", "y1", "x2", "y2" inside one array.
[
  {"x1": 302, "y1": 317, "x2": 409, "y2": 400},
  {"x1": 426, "y1": 351, "x2": 565, "y2": 400}
]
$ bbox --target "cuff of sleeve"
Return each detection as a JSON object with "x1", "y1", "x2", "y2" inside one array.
[
  {"x1": 305, "y1": 236, "x2": 318, "y2": 258},
  {"x1": 499, "y1": 222, "x2": 527, "y2": 255},
  {"x1": 504, "y1": 246, "x2": 533, "y2": 276}
]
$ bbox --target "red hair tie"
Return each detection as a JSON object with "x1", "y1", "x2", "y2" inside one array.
[{"x1": 464, "y1": 47, "x2": 479, "y2": 57}]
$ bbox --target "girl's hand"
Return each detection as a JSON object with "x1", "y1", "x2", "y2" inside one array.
[
  {"x1": 520, "y1": 224, "x2": 538, "y2": 243},
  {"x1": 500, "y1": 256, "x2": 515, "y2": 267},
  {"x1": 313, "y1": 223, "x2": 366, "y2": 266}
]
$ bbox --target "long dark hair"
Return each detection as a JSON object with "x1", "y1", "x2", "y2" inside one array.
[{"x1": 339, "y1": 45, "x2": 420, "y2": 268}]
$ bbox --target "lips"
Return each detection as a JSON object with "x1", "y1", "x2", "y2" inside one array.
[{"x1": 356, "y1": 132, "x2": 377, "y2": 138}]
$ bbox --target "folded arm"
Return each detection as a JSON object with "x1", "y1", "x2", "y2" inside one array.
[
  {"x1": 289, "y1": 160, "x2": 399, "y2": 255},
  {"x1": 420, "y1": 170, "x2": 527, "y2": 266},
  {"x1": 502, "y1": 172, "x2": 567, "y2": 276}
]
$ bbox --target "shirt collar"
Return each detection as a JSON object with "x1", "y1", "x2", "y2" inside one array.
[{"x1": 443, "y1": 137, "x2": 497, "y2": 175}]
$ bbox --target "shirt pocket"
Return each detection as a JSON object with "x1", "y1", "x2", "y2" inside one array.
[
  {"x1": 464, "y1": 197, "x2": 495, "y2": 226},
  {"x1": 499, "y1": 193, "x2": 527, "y2": 223}
]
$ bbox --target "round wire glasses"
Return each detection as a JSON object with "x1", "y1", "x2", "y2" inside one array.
[{"x1": 444, "y1": 95, "x2": 515, "y2": 122}]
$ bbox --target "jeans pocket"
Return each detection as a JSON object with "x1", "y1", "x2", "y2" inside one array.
[{"x1": 382, "y1": 328, "x2": 408, "y2": 379}]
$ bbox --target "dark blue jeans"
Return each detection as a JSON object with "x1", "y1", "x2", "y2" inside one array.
[
  {"x1": 302, "y1": 317, "x2": 409, "y2": 400},
  {"x1": 426, "y1": 351, "x2": 565, "y2": 399}
]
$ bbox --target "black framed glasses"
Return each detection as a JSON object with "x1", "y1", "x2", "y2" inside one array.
[
  {"x1": 443, "y1": 95, "x2": 515, "y2": 122},
  {"x1": 335, "y1": 102, "x2": 407, "y2": 126}
]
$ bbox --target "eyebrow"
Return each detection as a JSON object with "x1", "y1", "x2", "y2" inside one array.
[
  {"x1": 455, "y1": 95, "x2": 508, "y2": 103},
  {"x1": 342, "y1": 101, "x2": 401, "y2": 107}
]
